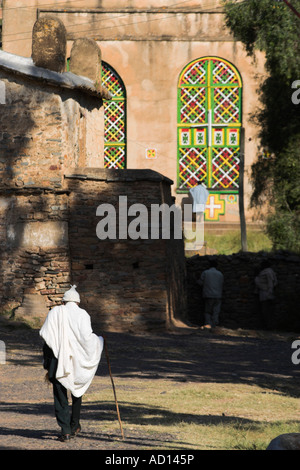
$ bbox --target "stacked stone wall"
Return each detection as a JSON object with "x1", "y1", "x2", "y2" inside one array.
[
  {"x1": 0, "y1": 71, "x2": 102, "y2": 191},
  {"x1": 0, "y1": 170, "x2": 187, "y2": 332},
  {"x1": 0, "y1": 24, "x2": 186, "y2": 332},
  {"x1": 0, "y1": 191, "x2": 70, "y2": 315},
  {"x1": 187, "y1": 252, "x2": 300, "y2": 332},
  {"x1": 65, "y1": 169, "x2": 186, "y2": 331}
]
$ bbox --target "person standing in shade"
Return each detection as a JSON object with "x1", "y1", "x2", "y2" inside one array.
[
  {"x1": 255, "y1": 260, "x2": 278, "y2": 330},
  {"x1": 197, "y1": 259, "x2": 224, "y2": 329},
  {"x1": 40, "y1": 285, "x2": 103, "y2": 442}
]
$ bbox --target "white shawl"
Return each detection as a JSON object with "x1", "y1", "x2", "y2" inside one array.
[
  {"x1": 40, "y1": 302, "x2": 103, "y2": 397},
  {"x1": 189, "y1": 185, "x2": 209, "y2": 213}
]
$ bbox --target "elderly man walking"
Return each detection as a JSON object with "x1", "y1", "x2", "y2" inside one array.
[
  {"x1": 197, "y1": 259, "x2": 224, "y2": 329},
  {"x1": 40, "y1": 285, "x2": 103, "y2": 442}
]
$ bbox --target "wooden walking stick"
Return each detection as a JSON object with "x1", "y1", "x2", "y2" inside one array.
[{"x1": 103, "y1": 335, "x2": 124, "y2": 440}]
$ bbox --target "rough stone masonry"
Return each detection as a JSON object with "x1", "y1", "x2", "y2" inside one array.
[
  {"x1": 187, "y1": 251, "x2": 300, "y2": 332},
  {"x1": 0, "y1": 17, "x2": 187, "y2": 332}
]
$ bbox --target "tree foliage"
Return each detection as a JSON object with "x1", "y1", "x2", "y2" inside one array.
[{"x1": 223, "y1": 0, "x2": 300, "y2": 252}]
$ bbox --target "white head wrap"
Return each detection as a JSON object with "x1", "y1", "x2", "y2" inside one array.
[{"x1": 62, "y1": 285, "x2": 80, "y2": 303}]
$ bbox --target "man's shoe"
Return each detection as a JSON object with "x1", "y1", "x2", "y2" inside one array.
[
  {"x1": 71, "y1": 425, "x2": 81, "y2": 438},
  {"x1": 58, "y1": 433, "x2": 71, "y2": 442}
]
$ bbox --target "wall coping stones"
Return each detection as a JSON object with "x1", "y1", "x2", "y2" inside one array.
[
  {"x1": 0, "y1": 169, "x2": 174, "y2": 194},
  {"x1": 0, "y1": 187, "x2": 71, "y2": 196},
  {"x1": 32, "y1": 16, "x2": 67, "y2": 73},
  {"x1": 0, "y1": 50, "x2": 111, "y2": 100},
  {"x1": 69, "y1": 38, "x2": 102, "y2": 83},
  {"x1": 64, "y1": 168, "x2": 174, "y2": 185}
]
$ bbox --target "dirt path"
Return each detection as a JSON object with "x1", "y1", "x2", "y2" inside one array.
[{"x1": 1, "y1": 322, "x2": 299, "y2": 450}]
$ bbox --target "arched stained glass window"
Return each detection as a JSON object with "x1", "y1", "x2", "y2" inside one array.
[
  {"x1": 101, "y1": 62, "x2": 127, "y2": 169},
  {"x1": 177, "y1": 57, "x2": 242, "y2": 192}
]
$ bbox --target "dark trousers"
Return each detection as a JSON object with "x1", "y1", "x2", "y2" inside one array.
[
  {"x1": 204, "y1": 298, "x2": 221, "y2": 327},
  {"x1": 52, "y1": 378, "x2": 82, "y2": 435},
  {"x1": 43, "y1": 343, "x2": 82, "y2": 435}
]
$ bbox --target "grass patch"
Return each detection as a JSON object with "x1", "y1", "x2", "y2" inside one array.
[
  {"x1": 206, "y1": 230, "x2": 272, "y2": 255},
  {"x1": 185, "y1": 230, "x2": 273, "y2": 255},
  {"x1": 87, "y1": 378, "x2": 299, "y2": 450}
]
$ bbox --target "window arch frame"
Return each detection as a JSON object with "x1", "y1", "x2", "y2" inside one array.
[
  {"x1": 177, "y1": 56, "x2": 242, "y2": 193},
  {"x1": 101, "y1": 61, "x2": 127, "y2": 169}
]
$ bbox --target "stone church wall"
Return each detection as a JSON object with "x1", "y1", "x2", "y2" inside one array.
[
  {"x1": 0, "y1": 20, "x2": 187, "y2": 332},
  {"x1": 0, "y1": 169, "x2": 187, "y2": 332},
  {"x1": 0, "y1": 70, "x2": 102, "y2": 191},
  {"x1": 65, "y1": 168, "x2": 187, "y2": 331}
]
